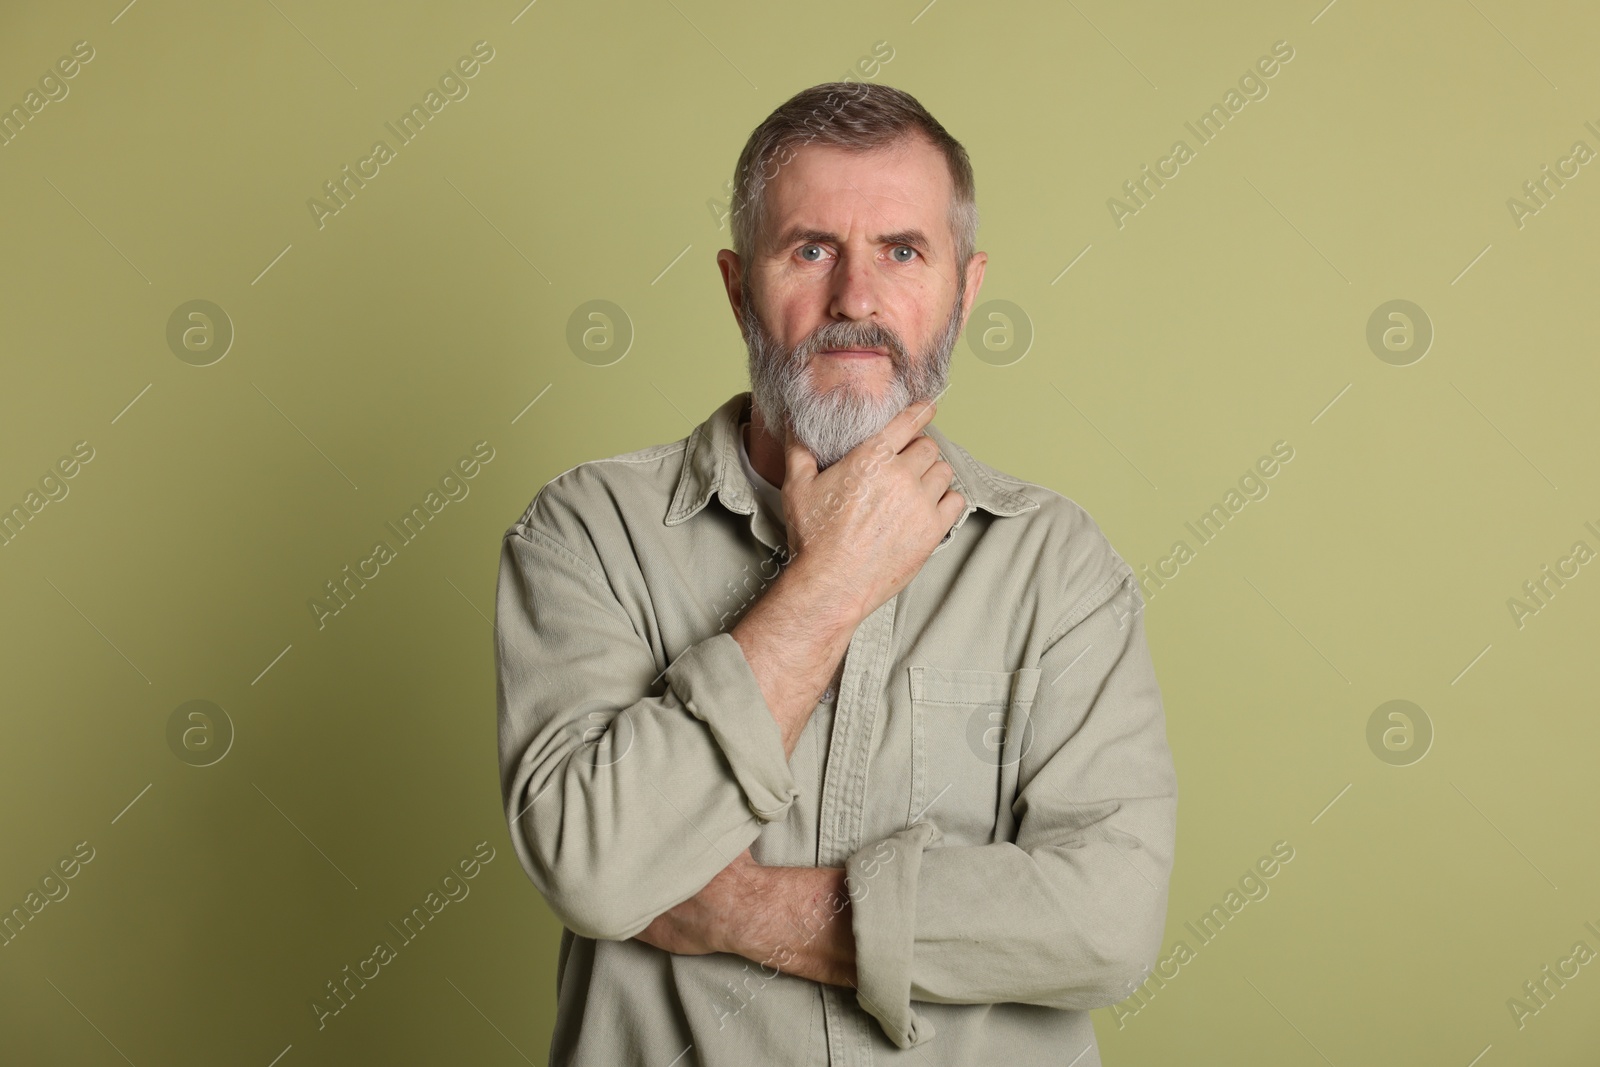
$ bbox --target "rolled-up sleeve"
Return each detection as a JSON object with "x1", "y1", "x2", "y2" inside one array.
[
  {"x1": 844, "y1": 567, "x2": 1177, "y2": 1049},
  {"x1": 661, "y1": 632, "x2": 798, "y2": 821},
  {"x1": 496, "y1": 520, "x2": 800, "y2": 941}
]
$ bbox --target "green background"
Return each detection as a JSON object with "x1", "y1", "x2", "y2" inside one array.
[{"x1": 3, "y1": 0, "x2": 1597, "y2": 1063}]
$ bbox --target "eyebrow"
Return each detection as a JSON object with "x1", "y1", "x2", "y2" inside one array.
[{"x1": 772, "y1": 227, "x2": 934, "y2": 254}]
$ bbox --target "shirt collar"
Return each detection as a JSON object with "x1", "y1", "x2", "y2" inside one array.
[{"x1": 665, "y1": 391, "x2": 1038, "y2": 527}]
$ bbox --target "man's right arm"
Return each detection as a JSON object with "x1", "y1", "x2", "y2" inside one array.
[
  {"x1": 496, "y1": 513, "x2": 825, "y2": 942},
  {"x1": 740, "y1": 397, "x2": 962, "y2": 758},
  {"x1": 497, "y1": 401, "x2": 959, "y2": 939},
  {"x1": 730, "y1": 555, "x2": 858, "y2": 760},
  {"x1": 498, "y1": 518, "x2": 870, "y2": 932}
]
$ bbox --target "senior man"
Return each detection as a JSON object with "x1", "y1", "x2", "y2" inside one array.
[{"x1": 496, "y1": 81, "x2": 1178, "y2": 1065}]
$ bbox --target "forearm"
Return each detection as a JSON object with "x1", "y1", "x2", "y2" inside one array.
[
  {"x1": 731, "y1": 559, "x2": 860, "y2": 759},
  {"x1": 725, "y1": 863, "x2": 857, "y2": 988},
  {"x1": 498, "y1": 530, "x2": 805, "y2": 940}
]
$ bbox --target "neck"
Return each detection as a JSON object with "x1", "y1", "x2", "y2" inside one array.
[{"x1": 745, "y1": 402, "x2": 787, "y2": 488}]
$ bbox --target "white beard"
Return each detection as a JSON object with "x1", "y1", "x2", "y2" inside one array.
[{"x1": 740, "y1": 282, "x2": 964, "y2": 470}]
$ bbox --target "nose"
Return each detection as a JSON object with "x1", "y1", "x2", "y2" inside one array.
[{"x1": 826, "y1": 244, "x2": 881, "y2": 324}]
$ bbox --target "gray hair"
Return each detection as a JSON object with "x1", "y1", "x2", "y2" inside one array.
[{"x1": 729, "y1": 82, "x2": 979, "y2": 270}]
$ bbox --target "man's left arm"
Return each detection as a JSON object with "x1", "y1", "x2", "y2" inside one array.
[{"x1": 834, "y1": 567, "x2": 1177, "y2": 1048}]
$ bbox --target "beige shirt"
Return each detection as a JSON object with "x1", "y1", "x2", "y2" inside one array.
[{"x1": 495, "y1": 391, "x2": 1178, "y2": 1065}]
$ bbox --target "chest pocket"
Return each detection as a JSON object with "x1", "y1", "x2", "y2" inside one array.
[{"x1": 908, "y1": 666, "x2": 1041, "y2": 847}]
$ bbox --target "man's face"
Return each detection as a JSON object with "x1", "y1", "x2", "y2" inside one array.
[{"x1": 724, "y1": 133, "x2": 985, "y2": 470}]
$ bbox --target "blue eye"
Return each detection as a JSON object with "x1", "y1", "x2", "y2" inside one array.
[
  {"x1": 891, "y1": 245, "x2": 917, "y2": 262},
  {"x1": 798, "y1": 244, "x2": 823, "y2": 261}
]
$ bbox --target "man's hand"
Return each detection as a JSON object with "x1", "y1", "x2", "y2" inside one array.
[
  {"x1": 780, "y1": 399, "x2": 965, "y2": 626},
  {"x1": 632, "y1": 847, "x2": 766, "y2": 956}
]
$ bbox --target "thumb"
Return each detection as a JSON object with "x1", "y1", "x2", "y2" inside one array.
[{"x1": 782, "y1": 420, "x2": 817, "y2": 486}]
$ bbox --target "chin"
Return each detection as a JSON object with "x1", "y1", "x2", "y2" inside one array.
[{"x1": 808, "y1": 363, "x2": 892, "y2": 391}]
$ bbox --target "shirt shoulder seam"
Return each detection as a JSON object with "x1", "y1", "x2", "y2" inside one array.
[
  {"x1": 512, "y1": 441, "x2": 690, "y2": 529},
  {"x1": 1044, "y1": 557, "x2": 1137, "y2": 647},
  {"x1": 506, "y1": 521, "x2": 612, "y2": 592}
]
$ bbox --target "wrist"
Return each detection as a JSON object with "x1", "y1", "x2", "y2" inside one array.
[{"x1": 776, "y1": 554, "x2": 865, "y2": 636}]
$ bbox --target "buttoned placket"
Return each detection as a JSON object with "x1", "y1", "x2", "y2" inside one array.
[
  {"x1": 807, "y1": 593, "x2": 882, "y2": 1067},
  {"x1": 810, "y1": 449, "x2": 981, "y2": 1064},
  {"x1": 733, "y1": 488, "x2": 892, "y2": 1065}
]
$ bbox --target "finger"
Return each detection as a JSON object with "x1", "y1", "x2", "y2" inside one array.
[
  {"x1": 919, "y1": 458, "x2": 955, "y2": 496},
  {"x1": 873, "y1": 398, "x2": 938, "y2": 460},
  {"x1": 903, "y1": 434, "x2": 944, "y2": 476},
  {"x1": 937, "y1": 488, "x2": 967, "y2": 527}
]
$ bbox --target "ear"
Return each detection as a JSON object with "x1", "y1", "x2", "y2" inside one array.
[
  {"x1": 958, "y1": 250, "x2": 987, "y2": 330},
  {"x1": 717, "y1": 249, "x2": 745, "y2": 329}
]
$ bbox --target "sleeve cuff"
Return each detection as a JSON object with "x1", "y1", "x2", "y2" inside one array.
[
  {"x1": 845, "y1": 820, "x2": 943, "y2": 1049},
  {"x1": 664, "y1": 631, "x2": 800, "y2": 822}
]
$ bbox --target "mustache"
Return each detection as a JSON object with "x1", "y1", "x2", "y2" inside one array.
[{"x1": 794, "y1": 321, "x2": 909, "y2": 369}]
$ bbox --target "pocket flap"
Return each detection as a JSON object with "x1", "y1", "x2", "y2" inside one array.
[{"x1": 909, "y1": 666, "x2": 1040, "y2": 707}]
